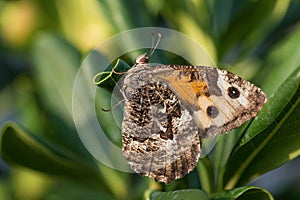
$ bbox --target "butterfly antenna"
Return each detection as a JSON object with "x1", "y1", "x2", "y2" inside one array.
[
  {"x1": 148, "y1": 33, "x2": 161, "y2": 58},
  {"x1": 101, "y1": 99, "x2": 125, "y2": 112}
]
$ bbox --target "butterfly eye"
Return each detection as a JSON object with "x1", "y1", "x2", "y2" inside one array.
[{"x1": 227, "y1": 86, "x2": 240, "y2": 99}]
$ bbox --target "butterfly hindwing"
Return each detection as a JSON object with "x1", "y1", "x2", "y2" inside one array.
[{"x1": 120, "y1": 62, "x2": 267, "y2": 183}]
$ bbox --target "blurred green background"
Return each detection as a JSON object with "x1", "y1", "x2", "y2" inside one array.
[{"x1": 0, "y1": 0, "x2": 300, "y2": 200}]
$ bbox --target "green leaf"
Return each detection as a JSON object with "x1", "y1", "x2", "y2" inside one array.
[
  {"x1": 45, "y1": 180, "x2": 116, "y2": 200},
  {"x1": 219, "y1": 1, "x2": 290, "y2": 60},
  {"x1": 31, "y1": 33, "x2": 94, "y2": 160},
  {"x1": 32, "y1": 33, "x2": 81, "y2": 126},
  {"x1": 150, "y1": 189, "x2": 209, "y2": 200},
  {"x1": 0, "y1": 180, "x2": 11, "y2": 200},
  {"x1": 221, "y1": 66, "x2": 300, "y2": 189},
  {"x1": 258, "y1": 26, "x2": 300, "y2": 96},
  {"x1": 210, "y1": 186, "x2": 274, "y2": 200},
  {"x1": 197, "y1": 157, "x2": 215, "y2": 194},
  {"x1": 211, "y1": 127, "x2": 245, "y2": 179},
  {"x1": 0, "y1": 122, "x2": 102, "y2": 187}
]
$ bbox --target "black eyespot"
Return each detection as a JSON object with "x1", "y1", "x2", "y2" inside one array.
[
  {"x1": 206, "y1": 105, "x2": 219, "y2": 118},
  {"x1": 228, "y1": 86, "x2": 240, "y2": 99}
]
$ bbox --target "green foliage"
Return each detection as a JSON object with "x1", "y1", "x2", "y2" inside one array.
[
  {"x1": 210, "y1": 186, "x2": 274, "y2": 200},
  {"x1": 151, "y1": 189, "x2": 209, "y2": 200},
  {"x1": 221, "y1": 66, "x2": 300, "y2": 189},
  {"x1": 0, "y1": 122, "x2": 101, "y2": 186},
  {"x1": 1, "y1": 0, "x2": 300, "y2": 199}
]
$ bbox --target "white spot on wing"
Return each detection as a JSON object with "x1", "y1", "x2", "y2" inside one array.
[{"x1": 237, "y1": 95, "x2": 249, "y2": 107}]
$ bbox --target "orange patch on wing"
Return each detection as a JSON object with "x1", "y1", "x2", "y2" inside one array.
[
  {"x1": 189, "y1": 81, "x2": 208, "y2": 97},
  {"x1": 159, "y1": 73, "x2": 210, "y2": 108},
  {"x1": 160, "y1": 75, "x2": 197, "y2": 104}
]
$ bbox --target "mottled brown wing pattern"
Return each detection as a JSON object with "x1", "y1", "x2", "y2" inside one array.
[
  {"x1": 120, "y1": 63, "x2": 267, "y2": 183},
  {"x1": 121, "y1": 81, "x2": 201, "y2": 183}
]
